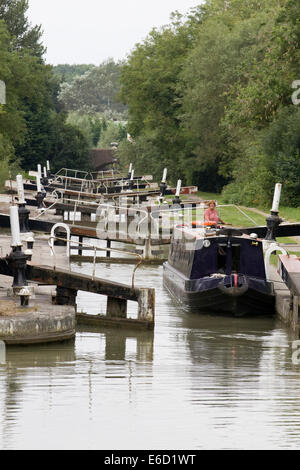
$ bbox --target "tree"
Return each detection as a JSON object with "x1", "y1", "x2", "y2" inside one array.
[
  {"x1": 89, "y1": 116, "x2": 102, "y2": 146},
  {"x1": 119, "y1": 9, "x2": 203, "y2": 183},
  {"x1": 0, "y1": 0, "x2": 45, "y2": 57},
  {"x1": 119, "y1": 0, "x2": 300, "y2": 202},
  {"x1": 180, "y1": 0, "x2": 281, "y2": 182},
  {"x1": 50, "y1": 115, "x2": 91, "y2": 172},
  {"x1": 97, "y1": 121, "x2": 127, "y2": 148},
  {"x1": 66, "y1": 112, "x2": 95, "y2": 147},
  {"x1": 261, "y1": 106, "x2": 300, "y2": 206},
  {"x1": 0, "y1": 1, "x2": 92, "y2": 177},
  {"x1": 219, "y1": 0, "x2": 300, "y2": 205},
  {"x1": 58, "y1": 59, "x2": 127, "y2": 118},
  {"x1": 53, "y1": 64, "x2": 95, "y2": 84},
  {"x1": 0, "y1": 20, "x2": 26, "y2": 144}
]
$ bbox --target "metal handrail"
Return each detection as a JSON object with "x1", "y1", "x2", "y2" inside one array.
[
  {"x1": 150, "y1": 203, "x2": 262, "y2": 228},
  {"x1": 32, "y1": 192, "x2": 59, "y2": 220},
  {"x1": 97, "y1": 202, "x2": 151, "y2": 238},
  {"x1": 218, "y1": 204, "x2": 259, "y2": 226},
  {"x1": 90, "y1": 169, "x2": 122, "y2": 179},
  {"x1": 48, "y1": 235, "x2": 142, "y2": 288},
  {"x1": 61, "y1": 196, "x2": 99, "y2": 208},
  {"x1": 51, "y1": 174, "x2": 151, "y2": 199},
  {"x1": 55, "y1": 168, "x2": 90, "y2": 180}
]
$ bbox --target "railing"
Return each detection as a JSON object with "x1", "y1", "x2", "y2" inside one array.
[
  {"x1": 51, "y1": 175, "x2": 95, "y2": 193},
  {"x1": 55, "y1": 168, "x2": 126, "y2": 182},
  {"x1": 149, "y1": 203, "x2": 262, "y2": 229},
  {"x1": 90, "y1": 169, "x2": 122, "y2": 179},
  {"x1": 91, "y1": 177, "x2": 146, "y2": 195},
  {"x1": 48, "y1": 234, "x2": 143, "y2": 288},
  {"x1": 47, "y1": 175, "x2": 154, "y2": 202},
  {"x1": 32, "y1": 191, "x2": 60, "y2": 219},
  {"x1": 55, "y1": 168, "x2": 93, "y2": 180},
  {"x1": 264, "y1": 243, "x2": 287, "y2": 281},
  {"x1": 57, "y1": 195, "x2": 100, "y2": 210},
  {"x1": 34, "y1": 196, "x2": 262, "y2": 245},
  {"x1": 97, "y1": 202, "x2": 151, "y2": 239},
  {"x1": 218, "y1": 204, "x2": 259, "y2": 226}
]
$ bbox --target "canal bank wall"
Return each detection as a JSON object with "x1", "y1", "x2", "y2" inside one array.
[
  {"x1": 270, "y1": 263, "x2": 300, "y2": 334},
  {"x1": 0, "y1": 274, "x2": 76, "y2": 344}
]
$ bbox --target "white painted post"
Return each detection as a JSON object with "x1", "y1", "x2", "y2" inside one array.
[
  {"x1": 162, "y1": 168, "x2": 167, "y2": 183},
  {"x1": 43, "y1": 167, "x2": 47, "y2": 178},
  {"x1": 10, "y1": 205, "x2": 22, "y2": 247},
  {"x1": 16, "y1": 174, "x2": 25, "y2": 204},
  {"x1": 36, "y1": 173, "x2": 42, "y2": 193},
  {"x1": 271, "y1": 183, "x2": 282, "y2": 213},
  {"x1": 129, "y1": 163, "x2": 133, "y2": 174},
  {"x1": 131, "y1": 170, "x2": 135, "y2": 180},
  {"x1": 46, "y1": 160, "x2": 50, "y2": 171},
  {"x1": 176, "y1": 180, "x2": 182, "y2": 197},
  {"x1": 37, "y1": 164, "x2": 42, "y2": 178}
]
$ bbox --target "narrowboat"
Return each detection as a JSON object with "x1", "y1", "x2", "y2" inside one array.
[{"x1": 163, "y1": 223, "x2": 275, "y2": 316}]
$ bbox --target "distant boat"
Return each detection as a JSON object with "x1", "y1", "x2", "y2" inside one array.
[{"x1": 163, "y1": 222, "x2": 275, "y2": 316}]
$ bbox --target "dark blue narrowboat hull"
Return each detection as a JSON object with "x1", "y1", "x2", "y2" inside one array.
[{"x1": 163, "y1": 262, "x2": 275, "y2": 317}]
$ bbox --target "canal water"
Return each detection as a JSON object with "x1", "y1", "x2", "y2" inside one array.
[{"x1": 0, "y1": 261, "x2": 300, "y2": 450}]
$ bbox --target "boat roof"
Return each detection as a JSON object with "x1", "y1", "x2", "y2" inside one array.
[{"x1": 174, "y1": 223, "x2": 261, "y2": 241}]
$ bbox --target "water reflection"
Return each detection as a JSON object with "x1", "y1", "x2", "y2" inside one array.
[
  {"x1": 0, "y1": 327, "x2": 154, "y2": 450},
  {"x1": 180, "y1": 310, "x2": 298, "y2": 374},
  {"x1": 76, "y1": 325, "x2": 154, "y2": 363},
  {"x1": 177, "y1": 311, "x2": 300, "y2": 448},
  {"x1": 0, "y1": 341, "x2": 75, "y2": 445},
  {"x1": 5, "y1": 340, "x2": 76, "y2": 367},
  {"x1": 0, "y1": 341, "x2": 5, "y2": 365},
  {"x1": 0, "y1": 262, "x2": 300, "y2": 449}
]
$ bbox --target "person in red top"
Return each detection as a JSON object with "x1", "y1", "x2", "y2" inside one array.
[{"x1": 204, "y1": 200, "x2": 226, "y2": 225}]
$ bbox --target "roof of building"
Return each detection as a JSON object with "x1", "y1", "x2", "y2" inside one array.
[{"x1": 90, "y1": 148, "x2": 119, "y2": 170}]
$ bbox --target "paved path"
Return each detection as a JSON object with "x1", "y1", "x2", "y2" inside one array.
[{"x1": 0, "y1": 233, "x2": 69, "y2": 271}]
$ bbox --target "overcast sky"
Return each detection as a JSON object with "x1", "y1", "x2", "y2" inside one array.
[{"x1": 27, "y1": 0, "x2": 202, "y2": 65}]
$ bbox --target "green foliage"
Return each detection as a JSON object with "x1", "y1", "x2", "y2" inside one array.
[
  {"x1": 58, "y1": 59, "x2": 127, "y2": 118},
  {"x1": 117, "y1": 137, "x2": 161, "y2": 181},
  {"x1": 261, "y1": 106, "x2": 300, "y2": 206},
  {"x1": 66, "y1": 112, "x2": 95, "y2": 147},
  {"x1": 66, "y1": 112, "x2": 124, "y2": 149},
  {"x1": 0, "y1": 2, "x2": 92, "y2": 175},
  {"x1": 0, "y1": 0, "x2": 45, "y2": 57},
  {"x1": 117, "y1": 134, "x2": 183, "y2": 183},
  {"x1": 97, "y1": 121, "x2": 127, "y2": 148},
  {"x1": 221, "y1": 143, "x2": 274, "y2": 207},
  {"x1": 119, "y1": 10, "x2": 203, "y2": 184},
  {"x1": 0, "y1": 133, "x2": 20, "y2": 189},
  {"x1": 53, "y1": 64, "x2": 95, "y2": 84},
  {"x1": 50, "y1": 115, "x2": 91, "y2": 172},
  {"x1": 1, "y1": 0, "x2": 300, "y2": 208},
  {"x1": 180, "y1": 6, "x2": 275, "y2": 173},
  {"x1": 118, "y1": 0, "x2": 300, "y2": 205},
  {"x1": 89, "y1": 116, "x2": 102, "y2": 146},
  {"x1": 219, "y1": 0, "x2": 300, "y2": 207}
]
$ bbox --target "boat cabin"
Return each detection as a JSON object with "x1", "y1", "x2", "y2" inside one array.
[{"x1": 168, "y1": 225, "x2": 267, "y2": 281}]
